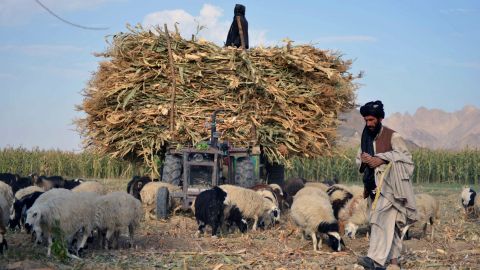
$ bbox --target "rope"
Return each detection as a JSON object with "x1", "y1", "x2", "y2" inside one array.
[{"x1": 371, "y1": 162, "x2": 393, "y2": 211}]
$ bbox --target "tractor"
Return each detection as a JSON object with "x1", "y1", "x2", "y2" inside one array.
[{"x1": 155, "y1": 109, "x2": 285, "y2": 219}]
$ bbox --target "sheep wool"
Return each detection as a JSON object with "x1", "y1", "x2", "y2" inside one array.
[
  {"x1": 304, "y1": 182, "x2": 329, "y2": 192},
  {"x1": 72, "y1": 181, "x2": 106, "y2": 195},
  {"x1": 294, "y1": 186, "x2": 329, "y2": 201},
  {"x1": 291, "y1": 194, "x2": 342, "y2": 252},
  {"x1": 0, "y1": 181, "x2": 14, "y2": 208},
  {"x1": 26, "y1": 191, "x2": 98, "y2": 256},
  {"x1": 344, "y1": 199, "x2": 368, "y2": 239},
  {"x1": 220, "y1": 184, "x2": 277, "y2": 231},
  {"x1": 0, "y1": 195, "x2": 9, "y2": 254},
  {"x1": 413, "y1": 193, "x2": 439, "y2": 241},
  {"x1": 94, "y1": 191, "x2": 142, "y2": 249},
  {"x1": 15, "y1": 185, "x2": 44, "y2": 200},
  {"x1": 268, "y1": 183, "x2": 284, "y2": 196}
]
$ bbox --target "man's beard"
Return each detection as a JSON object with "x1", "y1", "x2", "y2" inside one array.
[{"x1": 367, "y1": 122, "x2": 382, "y2": 137}]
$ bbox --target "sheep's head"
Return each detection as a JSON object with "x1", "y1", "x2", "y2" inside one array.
[
  {"x1": 25, "y1": 208, "x2": 43, "y2": 243},
  {"x1": 344, "y1": 222, "x2": 358, "y2": 239},
  {"x1": 326, "y1": 232, "x2": 344, "y2": 252}
]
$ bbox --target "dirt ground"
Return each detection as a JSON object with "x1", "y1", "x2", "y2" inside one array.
[{"x1": 1, "y1": 180, "x2": 479, "y2": 270}]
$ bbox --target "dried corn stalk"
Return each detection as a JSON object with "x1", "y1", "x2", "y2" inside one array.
[{"x1": 77, "y1": 24, "x2": 358, "y2": 171}]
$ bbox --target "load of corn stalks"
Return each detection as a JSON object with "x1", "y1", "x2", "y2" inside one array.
[{"x1": 77, "y1": 24, "x2": 358, "y2": 173}]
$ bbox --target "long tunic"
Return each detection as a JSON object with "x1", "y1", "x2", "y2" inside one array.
[{"x1": 356, "y1": 127, "x2": 417, "y2": 266}]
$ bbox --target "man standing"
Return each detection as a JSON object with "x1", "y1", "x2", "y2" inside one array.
[{"x1": 356, "y1": 100, "x2": 417, "y2": 270}]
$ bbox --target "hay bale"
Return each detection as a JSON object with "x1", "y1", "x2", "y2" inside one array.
[{"x1": 77, "y1": 24, "x2": 358, "y2": 172}]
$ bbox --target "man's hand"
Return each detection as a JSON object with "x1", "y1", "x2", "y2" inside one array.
[
  {"x1": 361, "y1": 152, "x2": 386, "y2": 168},
  {"x1": 367, "y1": 157, "x2": 386, "y2": 168},
  {"x1": 361, "y1": 152, "x2": 372, "y2": 163}
]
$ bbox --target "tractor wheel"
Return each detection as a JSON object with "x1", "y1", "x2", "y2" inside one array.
[
  {"x1": 235, "y1": 157, "x2": 256, "y2": 188},
  {"x1": 156, "y1": 187, "x2": 170, "y2": 219},
  {"x1": 162, "y1": 154, "x2": 182, "y2": 185}
]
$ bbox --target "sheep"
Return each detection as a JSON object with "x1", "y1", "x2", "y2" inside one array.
[
  {"x1": 63, "y1": 178, "x2": 84, "y2": 190},
  {"x1": 25, "y1": 191, "x2": 98, "y2": 257},
  {"x1": 127, "y1": 176, "x2": 152, "y2": 200},
  {"x1": 33, "y1": 174, "x2": 64, "y2": 191},
  {"x1": 9, "y1": 191, "x2": 44, "y2": 231},
  {"x1": 405, "y1": 193, "x2": 439, "y2": 241},
  {"x1": 461, "y1": 187, "x2": 478, "y2": 218},
  {"x1": 194, "y1": 186, "x2": 230, "y2": 237},
  {"x1": 14, "y1": 185, "x2": 44, "y2": 200},
  {"x1": 0, "y1": 173, "x2": 19, "y2": 185},
  {"x1": 304, "y1": 182, "x2": 330, "y2": 192},
  {"x1": 326, "y1": 185, "x2": 354, "y2": 220},
  {"x1": 284, "y1": 177, "x2": 306, "y2": 207},
  {"x1": 139, "y1": 182, "x2": 181, "y2": 219},
  {"x1": 24, "y1": 188, "x2": 72, "y2": 233},
  {"x1": 0, "y1": 181, "x2": 14, "y2": 208},
  {"x1": 94, "y1": 191, "x2": 142, "y2": 249},
  {"x1": 72, "y1": 181, "x2": 106, "y2": 195},
  {"x1": 344, "y1": 199, "x2": 369, "y2": 239},
  {"x1": 294, "y1": 186, "x2": 329, "y2": 201},
  {"x1": 291, "y1": 194, "x2": 344, "y2": 252},
  {"x1": 250, "y1": 183, "x2": 286, "y2": 211},
  {"x1": 10, "y1": 176, "x2": 33, "y2": 194},
  {"x1": 224, "y1": 205, "x2": 248, "y2": 234},
  {"x1": 0, "y1": 195, "x2": 9, "y2": 254},
  {"x1": 219, "y1": 184, "x2": 278, "y2": 231}
]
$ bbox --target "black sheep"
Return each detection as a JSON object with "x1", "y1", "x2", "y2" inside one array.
[
  {"x1": 9, "y1": 191, "x2": 44, "y2": 230},
  {"x1": 195, "y1": 186, "x2": 229, "y2": 237},
  {"x1": 225, "y1": 205, "x2": 248, "y2": 233},
  {"x1": 63, "y1": 179, "x2": 84, "y2": 190},
  {"x1": 126, "y1": 176, "x2": 152, "y2": 201},
  {"x1": 0, "y1": 173, "x2": 19, "y2": 185}
]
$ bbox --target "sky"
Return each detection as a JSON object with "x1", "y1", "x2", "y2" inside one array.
[{"x1": 0, "y1": 0, "x2": 479, "y2": 151}]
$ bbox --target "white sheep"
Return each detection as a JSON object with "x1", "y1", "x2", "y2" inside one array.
[
  {"x1": 291, "y1": 193, "x2": 343, "y2": 252},
  {"x1": 461, "y1": 187, "x2": 479, "y2": 218},
  {"x1": 94, "y1": 191, "x2": 142, "y2": 249},
  {"x1": 344, "y1": 199, "x2": 368, "y2": 239},
  {"x1": 0, "y1": 195, "x2": 9, "y2": 254},
  {"x1": 72, "y1": 181, "x2": 106, "y2": 195},
  {"x1": 220, "y1": 184, "x2": 278, "y2": 231},
  {"x1": 304, "y1": 182, "x2": 329, "y2": 192},
  {"x1": 33, "y1": 188, "x2": 70, "y2": 203},
  {"x1": 25, "y1": 191, "x2": 98, "y2": 257},
  {"x1": 255, "y1": 189, "x2": 281, "y2": 225},
  {"x1": 294, "y1": 186, "x2": 329, "y2": 201},
  {"x1": 409, "y1": 193, "x2": 439, "y2": 241},
  {"x1": 14, "y1": 185, "x2": 44, "y2": 200},
  {"x1": 0, "y1": 181, "x2": 14, "y2": 208},
  {"x1": 140, "y1": 182, "x2": 181, "y2": 219}
]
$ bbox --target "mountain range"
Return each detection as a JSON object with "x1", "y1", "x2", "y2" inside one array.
[{"x1": 337, "y1": 105, "x2": 480, "y2": 150}]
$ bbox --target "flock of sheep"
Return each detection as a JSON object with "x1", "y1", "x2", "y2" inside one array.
[{"x1": 0, "y1": 172, "x2": 479, "y2": 261}]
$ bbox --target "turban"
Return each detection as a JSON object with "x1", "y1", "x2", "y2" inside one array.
[{"x1": 360, "y1": 100, "x2": 385, "y2": 119}]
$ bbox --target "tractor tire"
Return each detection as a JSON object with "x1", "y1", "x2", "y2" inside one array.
[
  {"x1": 162, "y1": 154, "x2": 182, "y2": 186},
  {"x1": 156, "y1": 187, "x2": 170, "y2": 219},
  {"x1": 235, "y1": 157, "x2": 256, "y2": 188}
]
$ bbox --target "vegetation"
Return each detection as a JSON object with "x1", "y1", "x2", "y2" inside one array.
[
  {"x1": 0, "y1": 147, "x2": 146, "y2": 179},
  {"x1": 1, "y1": 147, "x2": 478, "y2": 185},
  {"x1": 287, "y1": 148, "x2": 480, "y2": 185}
]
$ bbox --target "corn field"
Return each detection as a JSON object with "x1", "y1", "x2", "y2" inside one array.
[
  {"x1": 1, "y1": 147, "x2": 479, "y2": 185},
  {"x1": 287, "y1": 148, "x2": 480, "y2": 185},
  {"x1": 0, "y1": 147, "x2": 146, "y2": 179}
]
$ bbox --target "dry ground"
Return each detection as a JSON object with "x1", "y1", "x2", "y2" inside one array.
[{"x1": 1, "y1": 179, "x2": 479, "y2": 270}]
